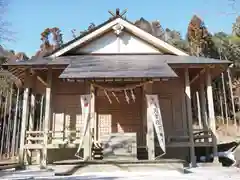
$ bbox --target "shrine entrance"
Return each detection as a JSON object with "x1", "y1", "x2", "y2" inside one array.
[
  {"x1": 93, "y1": 81, "x2": 147, "y2": 160},
  {"x1": 96, "y1": 86, "x2": 143, "y2": 144}
]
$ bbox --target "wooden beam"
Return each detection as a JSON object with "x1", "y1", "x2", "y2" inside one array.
[
  {"x1": 41, "y1": 68, "x2": 52, "y2": 168},
  {"x1": 184, "y1": 68, "x2": 196, "y2": 167},
  {"x1": 190, "y1": 68, "x2": 205, "y2": 85},
  {"x1": 37, "y1": 76, "x2": 47, "y2": 86},
  {"x1": 30, "y1": 69, "x2": 47, "y2": 86},
  {"x1": 19, "y1": 70, "x2": 30, "y2": 166},
  {"x1": 144, "y1": 83, "x2": 155, "y2": 160}
]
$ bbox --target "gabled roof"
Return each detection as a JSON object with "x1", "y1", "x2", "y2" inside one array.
[
  {"x1": 48, "y1": 17, "x2": 189, "y2": 58},
  {"x1": 4, "y1": 55, "x2": 231, "y2": 66},
  {"x1": 3, "y1": 55, "x2": 231, "y2": 83}
]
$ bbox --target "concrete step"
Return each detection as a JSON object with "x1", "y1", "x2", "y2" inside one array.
[
  {"x1": 51, "y1": 161, "x2": 185, "y2": 176},
  {"x1": 0, "y1": 168, "x2": 55, "y2": 179}
]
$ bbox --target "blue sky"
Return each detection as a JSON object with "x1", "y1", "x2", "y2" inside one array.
[{"x1": 2, "y1": 0, "x2": 240, "y2": 56}]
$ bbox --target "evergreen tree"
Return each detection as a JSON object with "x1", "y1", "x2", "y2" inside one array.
[
  {"x1": 187, "y1": 15, "x2": 218, "y2": 58},
  {"x1": 232, "y1": 16, "x2": 240, "y2": 37}
]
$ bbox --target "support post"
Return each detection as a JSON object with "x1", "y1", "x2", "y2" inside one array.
[
  {"x1": 6, "y1": 83, "x2": 13, "y2": 158},
  {"x1": 227, "y1": 68, "x2": 236, "y2": 126},
  {"x1": 29, "y1": 92, "x2": 36, "y2": 132},
  {"x1": 184, "y1": 68, "x2": 196, "y2": 167},
  {"x1": 0, "y1": 90, "x2": 9, "y2": 159},
  {"x1": 19, "y1": 70, "x2": 30, "y2": 166},
  {"x1": 11, "y1": 88, "x2": 20, "y2": 157},
  {"x1": 196, "y1": 91, "x2": 202, "y2": 129},
  {"x1": 144, "y1": 83, "x2": 155, "y2": 160},
  {"x1": 37, "y1": 94, "x2": 44, "y2": 165},
  {"x1": 218, "y1": 83, "x2": 224, "y2": 124},
  {"x1": 26, "y1": 90, "x2": 36, "y2": 164},
  {"x1": 221, "y1": 73, "x2": 229, "y2": 126},
  {"x1": 90, "y1": 85, "x2": 96, "y2": 143},
  {"x1": 83, "y1": 84, "x2": 92, "y2": 160},
  {"x1": 41, "y1": 69, "x2": 52, "y2": 168},
  {"x1": 200, "y1": 81, "x2": 210, "y2": 158},
  {"x1": 39, "y1": 95, "x2": 44, "y2": 131},
  {"x1": 200, "y1": 83, "x2": 208, "y2": 129},
  {"x1": 206, "y1": 68, "x2": 218, "y2": 162}
]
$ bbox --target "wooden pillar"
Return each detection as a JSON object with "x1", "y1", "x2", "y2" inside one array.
[
  {"x1": 6, "y1": 83, "x2": 13, "y2": 158},
  {"x1": 29, "y1": 93, "x2": 36, "y2": 130},
  {"x1": 19, "y1": 70, "x2": 30, "y2": 166},
  {"x1": 227, "y1": 68, "x2": 236, "y2": 126},
  {"x1": 41, "y1": 69, "x2": 52, "y2": 168},
  {"x1": 90, "y1": 84, "x2": 95, "y2": 159},
  {"x1": 0, "y1": 89, "x2": 9, "y2": 158},
  {"x1": 39, "y1": 95, "x2": 44, "y2": 131},
  {"x1": 221, "y1": 73, "x2": 229, "y2": 126},
  {"x1": 83, "y1": 84, "x2": 92, "y2": 160},
  {"x1": 26, "y1": 91, "x2": 36, "y2": 164},
  {"x1": 206, "y1": 68, "x2": 218, "y2": 160},
  {"x1": 184, "y1": 68, "x2": 196, "y2": 167},
  {"x1": 25, "y1": 74, "x2": 36, "y2": 164},
  {"x1": 11, "y1": 88, "x2": 20, "y2": 156},
  {"x1": 91, "y1": 85, "x2": 97, "y2": 142},
  {"x1": 29, "y1": 74, "x2": 36, "y2": 131},
  {"x1": 200, "y1": 83, "x2": 208, "y2": 129},
  {"x1": 144, "y1": 83, "x2": 155, "y2": 160},
  {"x1": 219, "y1": 87, "x2": 224, "y2": 124},
  {"x1": 196, "y1": 91, "x2": 202, "y2": 129}
]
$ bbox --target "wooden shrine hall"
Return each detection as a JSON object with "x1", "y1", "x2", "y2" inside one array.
[{"x1": 3, "y1": 10, "x2": 231, "y2": 168}]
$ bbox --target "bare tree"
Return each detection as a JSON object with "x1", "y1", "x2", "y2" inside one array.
[{"x1": 0, "y1": 0, "x2": 13, "y2": 42}]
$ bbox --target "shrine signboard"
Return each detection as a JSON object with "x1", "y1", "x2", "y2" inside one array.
[{"x1": 146, "y1": 94, "x2": 166, "y2": 153}]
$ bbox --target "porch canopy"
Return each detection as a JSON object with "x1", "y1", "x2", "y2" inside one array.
[
  {"x1": 59, "y1": 55, "x2": 178, "y2": 79},
  {"x1": 2, "y1": 54, "x2": 232, "y2": 82}
]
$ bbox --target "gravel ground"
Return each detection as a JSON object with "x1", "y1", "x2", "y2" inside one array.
[{"x1": 0, "y1": 167, "x2": 240, "y2": 180}]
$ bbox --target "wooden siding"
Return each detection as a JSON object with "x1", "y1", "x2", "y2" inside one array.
[
  {"x1": 152, "y1": 69, "x2": 187, "y2": 136},
  {"x1": 51, "y1": 71, "x2": 87, "y2": 144}
]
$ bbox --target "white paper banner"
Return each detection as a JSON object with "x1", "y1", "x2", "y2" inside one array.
[
  {"x1": 146, "y1": 94, "x2": 166, "y2": 153},
  {"x1": 75, "y1": 94, "x2": 91, "y2": 157}
]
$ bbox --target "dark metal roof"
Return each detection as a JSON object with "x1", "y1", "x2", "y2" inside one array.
[
  {"x1": 3, "y1": 55, "x2": 232, "y2": 67},
  {"x1": 59, "y1": 56, "x2": 178, "y2": 78}
]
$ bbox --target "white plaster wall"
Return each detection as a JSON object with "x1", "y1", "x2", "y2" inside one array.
[{"x1": 76, "y1": 31, "x2": 162, "y2": 54}]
